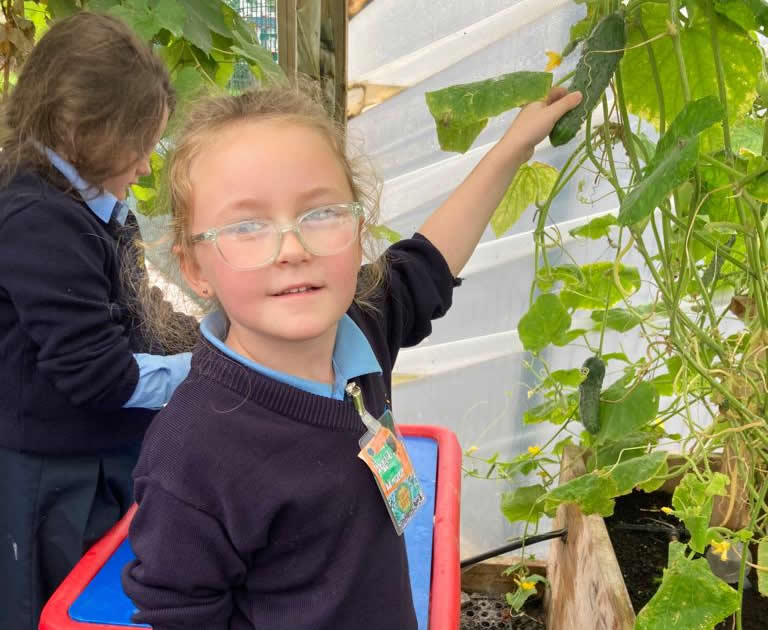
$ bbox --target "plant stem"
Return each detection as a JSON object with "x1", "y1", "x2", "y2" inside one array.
[
  {"x1": 669, "y1": 0, "x2": 691, "y2": 102},
  {"x1": 636, "y1": 20, "x2": 666, "y2": 135}
]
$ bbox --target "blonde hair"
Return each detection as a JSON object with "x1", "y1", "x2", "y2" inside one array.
[
  {"x1": 0, "y1": 11, "x2": 173, "y2": 188},
  {"x1": 164, "y1": 81, "x2": 388, "y2": 313}
]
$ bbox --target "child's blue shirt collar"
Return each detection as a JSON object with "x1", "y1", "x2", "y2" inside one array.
[
  {"x1": 200, "y1": 311, "x2": 382, "y2": 400},
  {"x1": 44, "y1": 148, "x2": 128, "y2": 225}
]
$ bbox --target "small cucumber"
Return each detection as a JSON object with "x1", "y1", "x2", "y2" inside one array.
[
  {"x1": 549, "y1": 12, "x2": 626, "y2": 147},
  {"x1": 579, "y1": 356, "x2": 606, "y2": 435}
]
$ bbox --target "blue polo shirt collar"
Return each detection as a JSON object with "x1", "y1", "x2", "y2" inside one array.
[
  {"x1": 200, "y1": 311, "x2": 382, "y2": 400},
  {"x1": 44, "y1": 148, "x2": 128, "y2": 225}
]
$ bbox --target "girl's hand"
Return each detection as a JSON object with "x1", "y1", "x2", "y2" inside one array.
[{"x1": 500, "y1": 87, "x2": 583, "y2": 163}]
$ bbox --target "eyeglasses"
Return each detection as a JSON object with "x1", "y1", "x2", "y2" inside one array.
[{"x1": 189, "y1": 202, "x2": 364, "y2": 270}]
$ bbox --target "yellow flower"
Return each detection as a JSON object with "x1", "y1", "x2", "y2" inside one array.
[
  {"x1": 517, "y1": 579, "x2": 537, "y2": 591},
  {"x1": 545, "y1": 51, "x2": 562, "y2": 71},
  {"x1": 466, "y1": 445, "x2": 479, "y2": 456},
  {"x1": 661, "y1": 507, "x2": 673, "y2": 515},
  {"x1": 711, "y1": 540, "x2": 731, "y2": 562},
  {"x1": 528, "y1": 445, "x2": 541, "y2": 456}
]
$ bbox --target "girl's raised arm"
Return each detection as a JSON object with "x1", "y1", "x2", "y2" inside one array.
[{"x1": 417, "y1": 88, "x2": 582, "y2": 277}]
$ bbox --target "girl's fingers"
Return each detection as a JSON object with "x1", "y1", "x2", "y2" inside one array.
[
  {"x1": 551, "y1": 90, "x2": 583, "y2": 114},
  {"x1": 546, "y1": 86, "x2": 569, "y2": 104}
]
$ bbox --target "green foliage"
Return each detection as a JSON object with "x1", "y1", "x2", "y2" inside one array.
[
  {"x1": 671, "y1": 472, "x2": 729, "y2": 553},
  {"x1": 517, "y1": 293, "x2": 571, "y2": 353},
  {"x1": 568, "y1": 213, "x2": 618, "y2": 239},
  {"x1": 635, "y1": 542, "x2": 740, "y2": 630},
  {"x1": 501, "y1": 484, "x2": 547, "y2": 524},
  {"x1": 433, "y1": 0, "x2": 768, "y2": 622},
  {"x1": 425, "y1": 71, "x2": 553, "y2": 153},
  {"x1": 491, "y1": 162, "x2": 559, "y2": 237}
]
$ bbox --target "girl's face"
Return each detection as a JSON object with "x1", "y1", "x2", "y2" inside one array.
[
  {"x1": 102, "y1": 107, "x2": 169, "y2": 200},
  {"x1": 183, "y1": 120, "x2": 362, "y2": 354}
]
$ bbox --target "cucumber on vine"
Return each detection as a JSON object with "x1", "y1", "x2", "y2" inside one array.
[
  {"x1": 579, "y1": 356, "x2": 606, "y2": 435},
  {"x1": 549, "y1": 12, "x2": 626, "y2": 147}
]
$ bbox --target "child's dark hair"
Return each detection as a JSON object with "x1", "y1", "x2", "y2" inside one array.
[{"x1": 0, "y1": 11, "x2": 174, "y2": 187}]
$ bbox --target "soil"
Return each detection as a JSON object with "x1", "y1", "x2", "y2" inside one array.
[
  {"x1": 460, "y1": 592, "x2": 546, "y2": 630},
  {"x1": 605, "y1": 490, "x2": 768, "y2": 630}
]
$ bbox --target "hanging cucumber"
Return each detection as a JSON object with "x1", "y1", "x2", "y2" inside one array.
[
  {"x1": 549, "y1": 12, "x2": 626, "y2": 147},
  {"x1": 579, "y1": 356, "x2": 606, "y2": 435}
]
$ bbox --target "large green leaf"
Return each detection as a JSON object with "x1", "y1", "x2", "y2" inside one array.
[
  {"x1": 491, "y1": 162, "x2": 558, "y2": 237},
  {"x1": 543, "y1": 473, "x2": 619, "y2": 517},
  {"x1": 501, "y1": 484, "x2": 547, "y2": 524},
  {"x1": 568, "y1": 214, "x2": 618, "y2": 240},
  {"x1": 597, "y1": 380, "x2": 660, "y2": 443},
  {"x1": 653, "y1": 95, "x2": 725, "y2": 163},
  {"x1": 177, "y1": 0, "x2": 231, "y2": 37},
  {"x1": 518, "y1": 293, "x2": 571, "y2": 354},
  {"x1": 671, "y1": 472, "x2": 729, "y2": 553},
  {"x1": 425, "y1": 71, "x2": 552, "y2": 153},
  {"x1": 619, "y1": 94, "x2": 724, "y2": 225},
  {"x1": 758, "y1": 540, "x2": 768, "y2": 596},
  {"x1": 635, "y1": 542, "x2": 739, "y2": 630},
  {"x1": 618, "y1": 137, "x2": 699, "y2": 225},
  {"x1": 106, "y1": 0, "x2": 164, "y2": 41},
  {"x1": 622, "y1": 4, "x2": 761, "y2": 141},
  {"x1": 590, "y1": 308, "x2": 644, "y2": 332},
  {"x1": 523, "y1": 395, "x2": 578, "y2": 425},
  {"x1": 230, "y1": 28, "x2": 284, "y2": 84},
  {"x1": 559, "y1": 262, "x2": 642, "y2": 310},
  {"x1": 712, "y1": 0, "x2": 768, "y2": 35},
  {"x1": 731, "y1": 116, "x2": 765, "y2": 154},
  {"x1": 605, "y1": 451, "x2": 668, "y2": 495}
]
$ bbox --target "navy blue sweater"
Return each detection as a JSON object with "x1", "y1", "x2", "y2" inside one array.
[
  {"x1": 0, "y1": 171, "x2": 183, "y2": 454},
  {"x1": 122, "y1": 235, "x2": 458, "y2": 630}
]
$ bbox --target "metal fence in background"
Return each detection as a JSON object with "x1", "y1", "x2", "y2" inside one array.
[{"x1": 227, "y1": 0, "x2": 278, "y2": 91}]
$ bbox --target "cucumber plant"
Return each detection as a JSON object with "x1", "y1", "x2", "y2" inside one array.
[{"x1": 426, "y1": 1, "x2": 768, "y2": 627}]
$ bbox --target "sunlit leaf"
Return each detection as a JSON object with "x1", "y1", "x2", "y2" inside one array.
[
  {"x1": 425, "y1": 71, "x2": 552, "y2": 153},
  {"x1": 590, "y1": 308, "x2": 644, "y2": 332},
  {"x1": 505, "y1": 574, "x2": 547, "y2": 611},
  {"x1": 622, "y1": 3, "x2": 761, "y2": 148},
  {"x1": 672, "y1": 472, "x2": 729, "y2": 553},
  {"x1": 559, "y1": 263, "x2": 641, "y2": 310},
  {"x1": 635, "y1": 541, "x2": 739, "y2": 630},
  {"x1": 597, "y1": 381, "x2": 660, "y2": 443},
  {"x1": 606, "y1": 451, "x2": 668, "y2": 495},
  {"x1": 568, "y1": 214, "x2": 618, "y2": 240},
  {"x1": 491, "y1": 162, "x2": 558, "y2": 237},
  {"x1": 618, "y1": 137, "x2": 699, "y2": 225},
  {"x1": 758, "y1": 540, "x2": 768, "y2": 596},
  {"x1": 653, "y1": 95, "x2": 724, "y2": 163},
  {"x1": 523, "y1": 395, "x2": 578, "y2": 425},
  {"x1": 501, "y1": 484, "x2": 547, "y2": 524},
  {"x1": 731, "y1": 117, "x2": 764, "y2": 154},
  {"x1": 518, "y1": 293, "x2": 571, "y2": 353},
  {"x1": 543, "y1": 473, "x2": 619, "y2": 517}
]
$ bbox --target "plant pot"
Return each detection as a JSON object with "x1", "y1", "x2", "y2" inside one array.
[{"x1": 544, "y1": 445, "x2": 636, "y2": 630}]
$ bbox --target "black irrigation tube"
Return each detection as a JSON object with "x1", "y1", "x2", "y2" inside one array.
[{"x1": 459, "y1": 528, "x2": 568, "y2": 569}]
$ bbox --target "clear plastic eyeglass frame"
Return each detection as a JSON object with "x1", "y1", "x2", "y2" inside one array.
[{"x1": 189, "y1": 201, "x2": 364, "y2": 270}]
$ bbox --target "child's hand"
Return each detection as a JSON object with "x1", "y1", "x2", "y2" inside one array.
[{"x1": 501, "y1": 88, "x2": 583, "y2": 162}]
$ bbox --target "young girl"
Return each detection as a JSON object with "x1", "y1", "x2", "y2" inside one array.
[
  {"x1": 122, "y1": 83, "x2": 581, "y2": 629},
  {"x1": 0, "y1": 13, "x2": 197, "y2": 630}
]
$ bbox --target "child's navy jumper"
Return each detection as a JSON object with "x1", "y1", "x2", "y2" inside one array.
[{"x1": 123, "y1": 234, "x2": 459, "y2": 630}]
